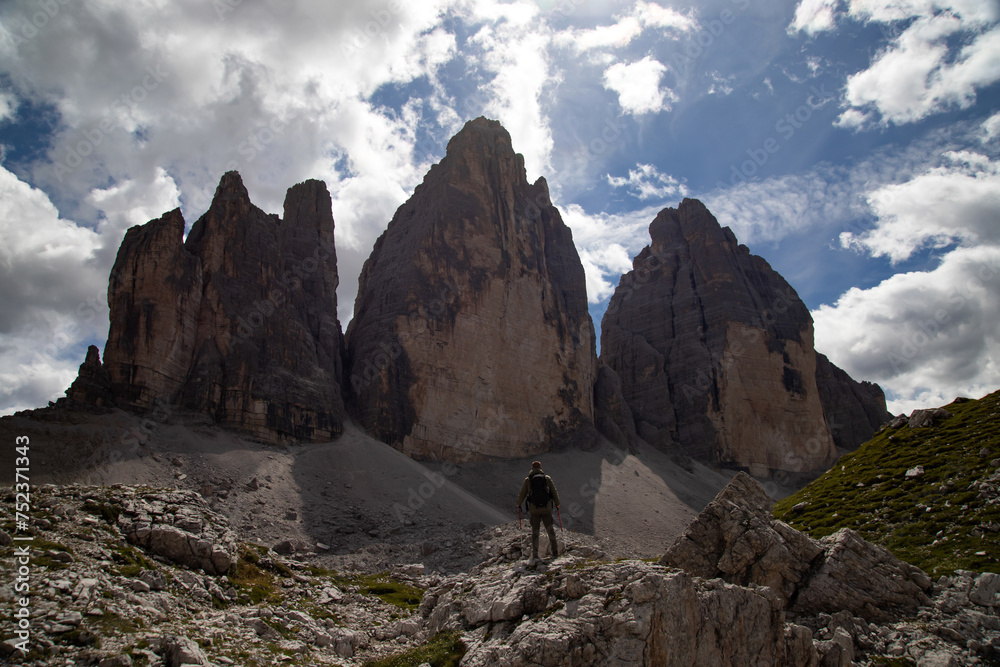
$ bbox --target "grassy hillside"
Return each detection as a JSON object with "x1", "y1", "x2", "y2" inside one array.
[{"x1": 774, "y1": 390, "x2": 1000, "y2": 577}]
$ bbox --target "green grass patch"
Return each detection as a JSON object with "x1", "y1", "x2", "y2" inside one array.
[
  {"x1": 31, "y1": 537, "x2": 75, "y2": 571},
  {"x1": 356, "y1": 574, "x2": 424, "y2": 610},
  {"x1": 111, "y1": 544, "x2": 157, "y2": 577},
  {"x1": 96, "y1": 611, "x2": 144, "y2": 636},
  {"x1": 227, "y1": 545, "x2": 283, "y2": 605},
  {"x1": 322, "y1": 571, "x2": 424, "y2": 611},
  {"x1": 82, "y1": 499, "x2": 122, "y2": 525},
  {"x1": 362, "y1": 631, "x2": 466, "y2": 667},
  {"x1": 774, "y1": 390, "x2": 1000, "y2": 577}
]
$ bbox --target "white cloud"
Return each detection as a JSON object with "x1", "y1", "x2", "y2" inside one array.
[
  {"x1": 840, "y1": 16, "x2": 1000, "y2": 125},
  {"x1": 846, "y1": 0, "x2": 998, "y2": 24},
  {"x1": 607, "y1": 163, "x2": 688, "y2": 200},
  {"x1": 555, "y1": 1, "x2": 692, "y2": 52},
  {"x1": 813, "y1": 244, "x2": 1000, "y2": 414},
  {"x1": 841, "y1": 151, "x2": 1000, "y2": 262},
  {"x1": 788, "y1": 0, "x2": 841, "y2": 35},
  {"x1": 834, "y1": 107, "x2": 872, "y2": 129},
  {"x1": 807, "y1": 147, "x2": 1000, "y2": 414},
  {"x1": 788, "y1": 0, "x2": 1000, "y2": 126},
  {"x1": 0, "y1": 90, "x2": 16, "y2": 121},
  {"x1": 0, "y1": 165, "x2": 106, "y2": 414},
  {"x1": 982, "y1": 111, "x2": 1000, "y2": 142},
  {"x1": 471, "y1": 11, "x2": 555, "y2": 181},
  {"x1": 603, "y1": 56, "x2": 674, "y2": 114}
]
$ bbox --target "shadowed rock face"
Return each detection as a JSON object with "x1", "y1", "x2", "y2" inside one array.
[
  {"x1": 600, "y1": 200, "x2": 887, "y2": 476},
  {"x1": 82, "y1": 171, "x2": 346, "y2": 443},
  {"x1": 345, "y1": 117, "x2": 597, "y2": 461}
]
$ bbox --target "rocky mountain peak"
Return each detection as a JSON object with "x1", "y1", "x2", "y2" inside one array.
[
  {"x1": 345, "y1": 117, "x2": 597, "y2": 461},
  {"x1": 601, "y1": 199, "x2": 888, "y2": 477},
  {"x1": 67, "y1": 172, "x2": 347, "y2": 444}
]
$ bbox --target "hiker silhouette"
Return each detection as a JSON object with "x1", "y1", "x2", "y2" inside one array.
[{"x1": 516, "y1": 461, "x2": 561, "y2": 560}]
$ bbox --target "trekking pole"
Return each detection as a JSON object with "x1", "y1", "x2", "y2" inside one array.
[
  {"x1": 557, "y1": 506, "x2": 564, "y2": 535},
  {"x1": 518, "y1": 505, "x2": 522, "y2": 530}
]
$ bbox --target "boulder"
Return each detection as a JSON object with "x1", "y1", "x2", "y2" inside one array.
[
  {"x1": 345, "y1": 117, "x2": 597, "y2": 461},
  {"x1": 660, "y1": 472, "x2": 823, "y2": 605},
  {"x1": 425, "y1": 558, "x2": 787, "y2": 667},
  {"x1": 908, "y1": 408, "x2": 953, "y2": 428},
  {"x1": 662, "y1": 473, "x2": 932, "y2": 622}
]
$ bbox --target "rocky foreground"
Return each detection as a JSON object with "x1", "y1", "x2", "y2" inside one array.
[{"x1": 1, "y1": 476, "x2": 999, "y2": 666}]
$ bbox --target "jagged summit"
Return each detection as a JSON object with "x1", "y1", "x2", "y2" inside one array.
[
  {"x1": 345, "y1": 117, "x2": 597, "y2": 461},
  {"x1": 601, "y1": 199, "x2": 888, "y2": 477},
  {"x1": 66, "y1": 171, "x2": 347, "y2": 444}
]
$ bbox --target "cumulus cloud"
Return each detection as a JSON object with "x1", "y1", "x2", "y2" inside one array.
[
  {"x1": 603, "y1": 56, "x2": 675, "y2": 114},
  {"x1": 841, "y1": 151, "x2": 1000, "y2": 262},
  {"x1": 555, "y1": 0, "x2": 693, "y2": 51},
  {"x1": 788, "y1": 0, "x2": 841, "y2": 35},
  {"x1": 0, "y1": 90, "x2": 16, "y2": 122},
  {"x1": 813, "y1": 245, "x2": 1000, "y2": 414},
  {"x1": 607, "y1": 163, "x2": 688, "y2": 200},
  {"x1": 0, "y1": 165, "x2": 106, "y2": 413},
  {"x1": 808, "y1": 148, "x2": 1000, "y2": 414},
  {"x1": 788, "y1": 0, "x2": 1000, "y2": 126}
]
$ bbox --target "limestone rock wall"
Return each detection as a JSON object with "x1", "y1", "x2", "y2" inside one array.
[
  {"x1": 93, "y1": 172, "x2": 346, "y2": 443},
  {"x1": 601, "y1": 200, "x2": 887, "y2": 475},
  {"x1": 345, "y1": 117, "x2": 597, "y2": 461}
]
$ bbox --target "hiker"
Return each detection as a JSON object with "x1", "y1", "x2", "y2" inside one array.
[{"x1": 516, "y1": 460, "x2": 561, "y2": 561}]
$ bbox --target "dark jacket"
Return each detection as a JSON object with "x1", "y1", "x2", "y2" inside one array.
[{"x1": 517, "y1": 468, "x2": 560, "y2": 515}]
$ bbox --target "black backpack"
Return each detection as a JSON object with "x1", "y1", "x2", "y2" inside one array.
[{"x1": 528, "y1": 473, "x2": 551, "y2": 508}]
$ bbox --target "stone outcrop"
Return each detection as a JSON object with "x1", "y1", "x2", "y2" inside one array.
[
  {"x1": 424, "y1": 557, "x2": 788, "y2": 666},
  {"x1": 118, "y1": 488, "x2": 237, "y2": 576},
  {"x1": 600, "y1": 200, "x2": 888, "y2": 476},
  {"x1": 68, "y1": 172, "x2": 346, "y2": 444},
  {"x1": 661, "y1": 472, "x2": 932, "y2": 623},
  {"x1": 2, "y1": 482, "x2": 998, "y2": 666},
  {"x1": 64, "y1": 344, "x2": 112, "y2": 407},
  {"x1": 815, "y1": 352, "x2": 890, "y2": 450},
  {"x1": 345, "y1": 117, "x2": 597, "y2": 461}
]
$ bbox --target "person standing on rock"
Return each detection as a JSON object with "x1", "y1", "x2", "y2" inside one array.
[{"x1": 516, "y1": 461, "x2": 561, "y2": 561}]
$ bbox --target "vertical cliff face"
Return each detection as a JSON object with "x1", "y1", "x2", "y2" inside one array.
[
  {"x1": 94, "y1": 171, "x2": 346, "y2": 443},
  {"x1": 601, "y1": 199, "x2": 887, "y2": 476},
  {"x1": 345, "y1": 117, "x2": 597, "y2": 461}
]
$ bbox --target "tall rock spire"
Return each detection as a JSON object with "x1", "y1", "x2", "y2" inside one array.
[
  {"x1": 93, "y1": 171, "x2": 346, "y2": 443},
  {"x1": 600, "y1": 199, "x2": 888, "y2": 477},
  {"x1": 345, "y1": 117, "x2": 598, "y2": 461}
]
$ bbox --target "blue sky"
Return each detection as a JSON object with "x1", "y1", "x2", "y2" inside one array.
[{"x1": 1, "y1": 0, "x2": 998, "y2": 416}]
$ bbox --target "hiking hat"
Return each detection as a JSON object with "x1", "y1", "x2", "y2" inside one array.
[{"x1": 531, "y1": 461, "x2": 542, "y2": 468}]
